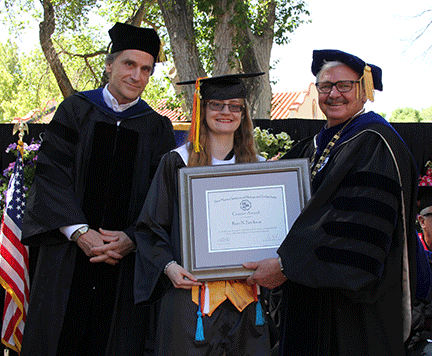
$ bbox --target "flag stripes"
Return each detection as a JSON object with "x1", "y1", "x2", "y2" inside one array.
[{"x1": 0, "y1": 153, "x2": 30, "y2": 353}]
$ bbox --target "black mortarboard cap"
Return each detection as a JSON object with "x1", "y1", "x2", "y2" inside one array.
[
  {"x1": 311, "y1": 49, "x2": 383, "y2": 91},
  {"x1": 109, "y1": 22, "x2": 161, "y2": 62},
  {"x1": 177, "y1": 72, "x2": 265, "y2": 100},
  {"x1": 418, "y1": 186, "x2": 432, "y2": 213}
]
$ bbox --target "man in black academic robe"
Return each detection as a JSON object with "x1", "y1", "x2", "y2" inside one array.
[
  {"x1": 20, "y1": 23, "x2": 176, "y2": 356},
  {"x1": 244, "y1": 50, "x2": 419, "y2": 355}
]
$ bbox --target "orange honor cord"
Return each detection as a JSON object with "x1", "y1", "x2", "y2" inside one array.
[{"x1": 253, "y1": 283, "x2": 258, "y2": 302}]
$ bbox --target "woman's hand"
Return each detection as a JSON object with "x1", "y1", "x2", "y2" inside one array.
[{"x1": 166, "y1": 263, "x2": 203, "y2": 289}]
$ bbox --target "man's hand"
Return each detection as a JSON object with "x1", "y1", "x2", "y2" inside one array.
[
  {"x1": 244, "y1": 258, "x2": 287, "y2": 290},
  {"x1": 88, "y1": 229, "x2": 135, "y2": 265},
  {"x1": 165, "y1": 263, "x2": 203, "y2": 289},
  {"x1": 76, "y1": 228, "x2": 120, "y2": 265}
]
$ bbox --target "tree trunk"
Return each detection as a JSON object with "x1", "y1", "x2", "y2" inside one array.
[
  {"x1": 130, "y1": 0, "x2": 155, "y2": 26},
  {"x1": 237, "y1": 0, "x2": 276, "y2": 120},
  {"x1": 212, "y1": 0, "x2": 239, "y2": 75},
  {"x1": 158, "y1": 0, "x2": 206, "y2": 115},
  {"x1": 159, "y1": 0, "x2": 275, "y2": 120},
  {"x1": 39, "y1": 0, "x2": 76, "y2": 99},
  {"x1": 211, "y1": 0, "x2": 272, "y2": 119}
]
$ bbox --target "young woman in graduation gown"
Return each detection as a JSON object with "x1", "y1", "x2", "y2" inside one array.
[{"x1": 134, "y1": 73, "x2": 272, "y2": 356}]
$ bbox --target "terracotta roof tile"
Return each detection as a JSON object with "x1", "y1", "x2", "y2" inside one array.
[
  {"x1": 270, "y1": 85, "x2": 313, "y2": 120},
  {"x1": 153, "y1": 99, "x2": 187, "y2": 121}
]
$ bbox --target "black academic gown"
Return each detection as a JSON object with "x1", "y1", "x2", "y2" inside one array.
[
  {"x1": 134, "y1": 150, "x2": 185, "y2": 304},
  {"x1": 277, "y1": 112, "x2": 419, "y2": 355},
  {"x1": 20, "y1": 89, "x2": 176, "y2": 356},
  {"x1": 134, "y1": 146, "x2": 271, "y2": 356}
]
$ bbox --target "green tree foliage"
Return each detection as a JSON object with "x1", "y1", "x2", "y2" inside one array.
[
  {"x1": 421, "y1": 106, "x2": 432, "y2": 122},
  {"x1": 0, "y1": 0, "x2": 309, "y2": 120},
  {"x1": 389, "y1": 107, "x2": 422, "y2": 122},
  {"x1": 0, "y1": 41, "x2": 63, "y2": 122},
  {"x1": 191, "y1": 0, "x2": 309, "y2": 73},
  {"x1": 158, "y1": 0, "x2": 310, "y2": 119},
  {"x1": 0, "y1": 41, "x2": 22, "y2": 120},
  {"x1": 53, "y1": 31, "x2": 107, "y2": 89},
  {"x1": 0, "y1": 29, "x2": 115, "y2": 122}
]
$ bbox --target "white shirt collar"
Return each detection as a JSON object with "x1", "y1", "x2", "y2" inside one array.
[
  {"x1": 102, "y1": 84, "x2": 140, "y2": 112},
  {"x1": 175, "y1": 144, "x2": 236, "y2": 165},
  {"x1": 174, "y1": 143, "x2": 265, "y2": 165}
]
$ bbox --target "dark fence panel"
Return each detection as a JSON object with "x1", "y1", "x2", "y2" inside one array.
[
  {"x1": 1, "y1": 120, "x2": 431, "y2": 175},
  {"x1": 254, "y1": 119, "x2": 432, "y2": 176}
]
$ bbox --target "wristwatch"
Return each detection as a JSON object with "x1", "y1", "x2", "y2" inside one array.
[
  {"x1": 277, "y1": 256, "x2": 284, "y2": 273},
  {"x1": 71, "y1": 225, "x2": 89, "y2": 242}
]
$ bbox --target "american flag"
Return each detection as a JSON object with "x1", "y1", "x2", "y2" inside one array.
[{"x1": 0, "y1": 151, "x2": 30, "y2": 353}]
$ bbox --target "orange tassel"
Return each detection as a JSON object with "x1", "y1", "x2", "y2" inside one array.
[{"x1": 188, "y1": 77, "x2": 207, "y2": 153}]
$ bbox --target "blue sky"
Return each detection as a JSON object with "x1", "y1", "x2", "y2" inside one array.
[{"x1": 270, "y1": 0, "x2": 432, "y2": 117}]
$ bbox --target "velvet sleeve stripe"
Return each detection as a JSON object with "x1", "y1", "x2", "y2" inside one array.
[
  {"x1": 322, "y1": 221, "x2": 391, "y2": 252},
  {"x1": 315, "y1": 246, "x2": 384, "y2": 277},
  {"x1": 34, "y1": 162, "x2": 73, "y2": 186},
  {"x1": 331, "y1": 197, "x2": 397, "y2": 225},
  {"x1": 39, "y1": 141, "x2": 74, "y2": 168},
  {"x1": 340, "y1": 171, "x2": 401, "y2": 200},
  {"x1": 46, "y1": 119, "x2": 79, "y2": 145}
]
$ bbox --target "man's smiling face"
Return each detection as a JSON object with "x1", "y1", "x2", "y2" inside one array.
[
  {"x1": 317, "y1": 64, "x2": 366, "y2": 127},
  {"x1": 106, "y1": 49, "x2": 154, "y2": 105}
]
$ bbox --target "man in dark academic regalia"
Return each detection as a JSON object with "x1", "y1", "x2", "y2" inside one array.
[
  {"x1": 407, "y1": 186, "x2": 432, "y2": 355},
  {"x1": 417, "y1": 187, "x2": 432, "y2": 256},
  {"x1": 20, "y1": 22, "x2": 176, "y2": 356},
  {"x1": 244, "y1": 49, "x2": 420, "y2": 355}
]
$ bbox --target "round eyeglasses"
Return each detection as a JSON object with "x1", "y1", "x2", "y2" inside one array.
[
  {"x1": 315, "y1": 80, "x2": 360, "y2": 94},
  {"x1": 207, "y1": 102, "x2": 244, "y2": 112}
]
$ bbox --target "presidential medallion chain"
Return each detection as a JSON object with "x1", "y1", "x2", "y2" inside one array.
[{"x1": 309, "y1": 114, "x2": 360, "y2": 181}]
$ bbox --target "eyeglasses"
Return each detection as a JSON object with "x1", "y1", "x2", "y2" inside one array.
[
  {"x1": 207, "y1": 101, "x2": 244, "y2": 112},
  {"x1": 422, "y1": 212, "x2": 432, "y2": 217},
  {"x1": 315, "y1": 80, "x2": 360, "y2": 94}
]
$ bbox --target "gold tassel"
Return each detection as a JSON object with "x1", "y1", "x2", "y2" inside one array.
[
  {"x1": 157, "y1": 41, "x2": 166, "y2": 63},
  {"x1": 188, "y1": 78, "x2": 206, "y2": 153},
  {"x1": 361, "y1": 65, "x2": 375, "y2": 102},
  {"x1": 194, "y1": 88, "x2": 201, "y2": 152},
  {"x1": 17, "y1": 140, "x2": 24, "y2": 158}
]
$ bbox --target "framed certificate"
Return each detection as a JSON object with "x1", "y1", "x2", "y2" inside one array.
[{"x1": 178, "y1": 158, "x2": 311, "y2": 281}]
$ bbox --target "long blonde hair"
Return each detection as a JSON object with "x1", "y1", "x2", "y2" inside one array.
[{"x1": 187, "y1": 100, "x2": 259, "y2": 167}]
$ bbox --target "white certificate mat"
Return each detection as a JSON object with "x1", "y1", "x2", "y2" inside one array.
[
  {"x1": 206, "y1": 185, "x2": 289, "y2": 252},
  {"x1": 179, "y1": 158, "x2": 311, "y2": 280}
]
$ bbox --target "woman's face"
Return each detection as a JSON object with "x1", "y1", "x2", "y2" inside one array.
[{"x1": 205, "y1": 99, "x2": 244, "y2": 136}]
